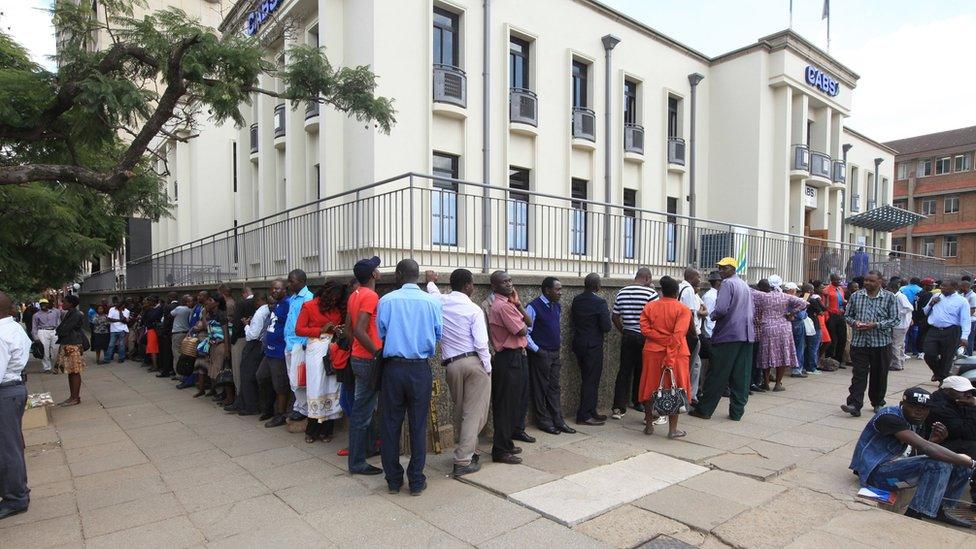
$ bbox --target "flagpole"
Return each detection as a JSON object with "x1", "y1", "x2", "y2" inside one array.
[{"x1": 789, "y1": 0, "x2": 793, "y2": 29}]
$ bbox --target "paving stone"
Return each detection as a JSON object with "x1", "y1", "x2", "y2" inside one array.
[
  {"x1": 67, "y1": 449, "x2": 148, "y2": 477},
  {"x1": 151, "y1": 447, "x2": 231, "y2": 474},
  {"x1": 679, "y1": 470, "x2": 786, "y2": 507},
  {"x1": 0, "y1": 493, "x2": 78, "y2": 530},
  {"x1": 26, "y1": 463, "x2": 73, "y2": 487},
  {"x1": 24, "y1": 426, "x2": 60, "y2": 447},
  {"x1": 710, "y1": 487, "x2": 848, "y2": 548},
  {"x1": 207, "y1": 430, "x2": 293, "y2": 457},
  {"x1": 171, "y1": 473, "x2": 270, "y2": 512},
  {"x1": 209, "y1": 516, "x2": 336, "y2": 549},
  {"x1": 304, "y1": 494, "x2": 463, "y2": 546},
  {"x1": 616, "y1": 451, "x2": 709, "y2": 484},
  {"x1": 72, "y1": 462, "x2": 159, "y2": 491},
  {"x1": 520, "y1": 448, "x2": 605, "y2": 477},
  {"x1": 275, "y1": 473, "x2": 371, "y2": 514},
  {"x1": 141, "y1": 437, "x2": 217, "y2": 461},
  {"x1": 635, "y1": 485, "x2": 747, "y2": 531},
  {"x1": 568, "y1": 462, "x2": 670, "y2": 502},
  {"x1": 405, "y1": 480, "x2": 539, "y2": 544},
  {"x1": 58, "y1": 427, "x2": 130, "y2": 450},
  {"x1": 232, "y1": 445, "x2": 312, "y2": 473},
  {"x1": 64, "y1": 440, "x2": 140, "y2": 465},
  {"x1": 85, "y1": 516, "x2": 205, "y2": 549},
  {"x1": 820, "y1": 505, "x2": 973, "y2": 548},
  {"x1": 574, "y1": 505, "x2": 689, "y2": 549},
  {"x1": 190, "y1": 493, "x2": 303, "y2": 540},
  {"x1": 510, "y1": 478, "x2": 626, "y2": 526},
  {"x1": 758, "y1": 400, "x2": 838, "y2": 422},
  {"x1": 479, "y1": 517, "x2": 608, "y2": 549},
  {"x1": 459, "y1": 462, "x2": 558, "y2": 496},
  {"x1": 252, "y1": 457, "x2": 340, "y2": 491},
  {"x1": 783, "y1": 529, "x2": 875, "y2": 549},
  {"x1": 26, "y1": 445, "x2": 67, "y2": 469},
  {"x1": 77, "y1": 472, "x2": 169, "y2": 512},
  {"x1": 80, "y1": 492, "x2": 182, "y2": 538},
  {"x1": 678, "y1": 428, "x2": 755, "y2": 451},
  {"x1": 563, "y1": 438, "x2": 645, "y2": 464},
  {"x1": 638, "y1": 535, "x2": 698, "y2": 548},
  {"x1": 160, "y1": 460, "x2": 250, "y2": 491},
  {"x1": 0, "y1": 514, "x2": 83, "y2": 548},
  {"x1": 29, "y1": 479, "x2": 75, "y2": 499}
]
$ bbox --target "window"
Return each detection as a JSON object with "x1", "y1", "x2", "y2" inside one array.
[
  {"x1": 945, "y1": 195, "x2": 960, "y2": 214},
  {"x1": 666, "y1": 197, "x2": 678, "y2": 262},
  {"x1": 851, "y1": 194, "x2": 860, "y2": 212},
  {"x1": 955, "y1": 154, "x2": 973, "y2": 172},
  {"x1": 508, "y1": 168, "x2": 529, "y2": 251},
  {"x1": 570, "y1": 179, "x2": 587, "y2": 255},
  {"x1": 432, "y1": 152, "x2": 459, "y2": 246},
  {"x1": 173, "y1": 179, "x2": 178, "y2": 202},
  {"x1": 936, "y1": 156, "x2": 952, "y2": 175},
  {"x1": 509, "y1": 37, "x2": 529, "y2": 90},
  {"x1": 892, "y1": 239, "x2": 905, "y2": 253},
  {"x1": 867, "y1": 173, "x2": 875, "y2": 206},
  {"x1": 920, "y1": 198, "x2": 936, "y2": 215},
  {"x1": 922, "y1": 238, "x2": 935, "y2": 257},
  {"x1": 433, "y1": 7, "x2": 459, "y2": 67},
  {"x1": 231, "y1": 142, "x2": 238, "y2": 193},
  {"x1": 308, "y1": 23, "x2": 319, "y2": 48},
  {"x1": 917, "y1": 159, "x2": 932, "y2": 177},
  {"x1": 896, "y1": 162, "x2": 909, "y2": 180},
  {"x1": 623, "y1": 80, "x2": 638, "y2": 125},
  {"x1": 944, "y1": 236, "x2": 958, "y2": 258},
  {"x1": 893, "y1": 199, "x2": 907, "y2": 210},
  {"x1": 623, "y1": 189, "x2": 637, "y2": 259},
  {"x1": 881, "y1": 177, "x2": 889, "y2": 206},
  {"x1": 572, "y1": 61, "x2": 588, "y2": 108},
  {"x1": 667, "y1": 97, "x2": 679, "y2": 138}
]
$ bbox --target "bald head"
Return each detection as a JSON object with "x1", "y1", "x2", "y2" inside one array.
[
  {"x1": 635, "y1": 268, "x2": 652, "y2": 287},
  {"x1": 0, "y1": 291, "x2": 11, "y2": 319}
]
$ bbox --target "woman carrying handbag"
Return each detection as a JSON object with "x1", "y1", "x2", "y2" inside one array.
[
  {"x1": 638, "y1": 276, "x2": 692, "y2": 439},
  {"x1": 295, "y1": 281, "x2": 349, "y2": 443}
]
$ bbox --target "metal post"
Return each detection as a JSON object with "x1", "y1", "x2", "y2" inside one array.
[
  {"x1": 687, "y1": 73, "x2": 705, "y2": 266},
  {"x1": 873, "y1": 156, "x2": 884, "y2": 248},
  {"x1": 601, "y1": 34, "x2": 620, "y2": 278},
  {"x1": 482, "y1": 0, "x2": 492, "y2": 273},
  {"x1": 409, "y1": 175, "x2": 416, "y2": 255}
]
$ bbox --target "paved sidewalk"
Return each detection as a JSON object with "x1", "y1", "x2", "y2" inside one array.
[{"x1": 5, "y1": 355, "x2": 974, "y2": 548}]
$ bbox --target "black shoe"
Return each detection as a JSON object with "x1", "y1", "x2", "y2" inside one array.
[
  {"x1": 410, "y1": 481, "x2": 427, "y2": 496},
  {"x1": 238, "y1": 410, "x2": 258, "y2": 416},
  {"x1": 471, "y1": 453, "x2": 480, "y2": 464},
  {"x1": 511, "y1": 446, "x2": 523, "y2": 454},
  {"x1": 840, "y1": 404, "x2": 861, "y2": 417},
  {"x1": 453, "y1": 461, "x2": 482, "y2": 477},
  {"x1": 176, "y1": 381, "x2": 194, "y2": 389},
  {"x1": 838, "y1": 364, "x2": 847, "y2": 369},
  {"x1": 264, "y1": 415, "x2": 287, "y2": 428},
  {"x1": 351, "y1": 464, "x2": 383, "y2": 476},
  {"x1": 577, "y1": 418, "x2": 606, "y2": 426},
  {"x1": 539, "y1": 426, "x2": 560, "y2": 435},
  {"x1": 258, "y1": 412, "x2": 274, "y2": 421},
  {"x1": 936, "y1": 506, "x2": 973, "y2": 528},
  {"x1": 156, "y1": 372, "x2": 171, "y2": 378},
  {"x1": 492, "y1": 453, "x2": 522, "y2": 464},
  {"x1": 288, "y1": 411, "x2": 306, "y2": 421},
  {"x1": 512, "y1": 432, "x2": 536, "y2": 443},
  {"x1": 873, "y1": 405, "x2": 883, "y2": 414},
  {"x1": 557, "y1": 424, "x2": 577, "y2": 434},
  {"x1": 0, "y1": 505, "x2": 28, "y2": 520},
  {"x1": 223, "y1": 404, "x2": 239, "y2": 412},
  {"x1": 688, "y1": 410, "x2": 711, "y2": 420},
  {"x1": 593, "y1": 413, "x2": 608, "y2": 421}
]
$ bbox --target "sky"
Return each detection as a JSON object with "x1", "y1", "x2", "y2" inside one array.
[{"x1": 3, "y1": 0, "x2": 975, "y2": 142}]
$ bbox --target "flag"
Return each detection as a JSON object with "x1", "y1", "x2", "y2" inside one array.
[
  {"x1": 822, "y1": 0, "x2": 829, "y2": 20},
  {"x1": 736, "y1": 238, "x2": 748, "y2": 276}
]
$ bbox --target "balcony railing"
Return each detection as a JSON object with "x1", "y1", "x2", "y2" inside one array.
[
  {"x1": 249, "y1": 123, "x2": 258, "y2": 154},
  {"x1": 832, "y1": 160, "x2": 846, "y2": 184},
  {"x1": 81, "y1": 172, "x2": 948, "y2": 294},
  {"x1": 667, "y1": 136, "x2": 686, "y2": 165},
  {"x1": 273, "y1": 104, "x2": 286, "y2": 138},
  {"x1": 305, "y1": 102, "x2": 319, "y2": 120},
  {"x1": 572, "y1": 106, "x2": 596, "y2": 141},
  {"x1": 810, "y1": 151, "x2": 831, "y2": 179},
  {"x1": 624, "y1": 123, "x2": 644, "y2": 154},
  {"x1": 433, "y1": 64, "x2": 466, "y2": 107},
  {"x1": 509, "y1": 88, "x2": 537, "y2": 126},
  {"x1": 792, "y1": 144, "x2": 810, "y2": 172}
]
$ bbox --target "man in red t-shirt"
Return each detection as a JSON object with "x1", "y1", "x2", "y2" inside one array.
[{"x1": 347, "y1": 256, "x2": 384, "y2": 476}]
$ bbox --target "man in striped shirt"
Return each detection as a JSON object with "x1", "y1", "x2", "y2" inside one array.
[{"x1": 610, "y1": 268, "x2": 659, "y2": 419}]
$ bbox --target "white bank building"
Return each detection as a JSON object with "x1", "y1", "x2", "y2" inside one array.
[{"x1": 90, "y1": 0, "x2": 936, "y2": 292}]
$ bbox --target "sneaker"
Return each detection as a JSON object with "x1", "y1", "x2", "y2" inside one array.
[
  {"x1": 610, "y1": 408, "x2": 625, "y2": 419},
  {"x1": 806, "y1": 369, "x2": 822, "y2": 375},
  {"x1": 652, "y1": 416, "x2": 668, "y2": 425},
  {"x1": 452, "y1": 461, "x2": 482, "y2": 478}
]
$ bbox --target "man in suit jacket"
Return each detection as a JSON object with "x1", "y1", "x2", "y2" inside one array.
[{"x1": 570, "y1": 273, "x2": 612, "y2": 426}]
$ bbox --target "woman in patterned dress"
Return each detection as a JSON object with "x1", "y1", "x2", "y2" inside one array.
[
  {"x1": 752, "y1": 281, "x2": 807, "y2": 392},
  {"x1": 55, "y1": 295, "x2": 87, "y2": 406},
  {"x1": 295, "y1": 280, "x2": 348, "y2": 443}
]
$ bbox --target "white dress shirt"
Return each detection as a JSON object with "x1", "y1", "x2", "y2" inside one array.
[
  {"x1": 894, "y1": 291, "x2": 913, "y2": 330},
  {"x1": 245, "y1": 304, "x2": 271, "y2": 341},
  {"x1": 427, "y1": 282, "x2": 492, "y2": 373},
  {"x1": 107, "y1": 307, "x2": 130, "y2": 333},
  {"x1": 678, "y1": 280, "x2": 701, "y2": 335},
  {"x1": 702, "y1": 287, "x2": 718, "y2": 337},
  {"x1": 0, "y1": 316, "x2": 32, "y2": 383}
]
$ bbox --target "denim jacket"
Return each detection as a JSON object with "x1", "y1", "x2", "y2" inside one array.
[{"x1": 849, "y1": 406, "x2": 909, "y2": 486}]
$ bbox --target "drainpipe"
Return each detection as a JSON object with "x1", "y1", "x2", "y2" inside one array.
[
  {"x1": 873, "y1": 156, "x2": 884, "y2": 248},
  {"x1": 601, "y1": 34, "x2": 620, "y2": 278},
  {"x1": 481, "y1": 0, "x2": 491, "y2": 273},
  {"x1": 687, "y1": 73, "x2": 704, "y2": 266}
]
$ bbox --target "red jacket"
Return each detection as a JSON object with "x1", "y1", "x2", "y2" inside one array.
[{"x1": 822, "y1": 284, "x2": 845, "y2": 315}]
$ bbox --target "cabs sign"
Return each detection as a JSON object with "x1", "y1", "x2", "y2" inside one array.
[
  {"x1": 805, "y1": 66, "x2": 840, "y2": 97},
  {"x1": 245, "y1": 0, "x2": 281, "y2": 36}
]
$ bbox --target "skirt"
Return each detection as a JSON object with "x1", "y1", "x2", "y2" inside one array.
[
  {"x1": 91, "y1": 332, "x2": 110, "y2": 352},
  {"x1": 639, "y1": 349, "x2": 690, "y2": 405},
  {"x1": 145, "y1": 329, "x2": 159, "y2": 354},
  {"x1": 57, "y1": 344, "x2": 85, "y2": 374},
  {"x1": 304, "y1": 338, "x2": 343, "y2": 421},
  {"x1": 195, "y1": 341, "x2": 227, "y2": 379}
]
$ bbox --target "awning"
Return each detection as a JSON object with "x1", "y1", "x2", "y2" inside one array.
[{"x1": 844, "y1": 204, "x2": 925, "y2": 232}]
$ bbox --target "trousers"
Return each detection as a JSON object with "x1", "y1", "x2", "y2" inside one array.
[
  {"x1": 924, "y1": 326, "x2": 960, "y2": 381},
  {"x1": 689, "y1": 339, "x2": 702, "y2": 397},
  {"x1": 847, "y1": 346, "x2": 891, "y2": 410},
  {"x1": 889, "y1": 327, "x2": 907, "y2": 370},
  {"x1": 868, "y1": 456, "x2": 970, "y2": 518},
  {"x1": 491, "y1": 349, "x2": 526, "y2": 458},
  {"x1": 444, "y1": 356, "x2": 490, "y2": 466},
  {"x1": 105, "y1": 331, "x2": 126, "y2": 362},
  {"x1": 238, "y1": 340, "x2": 263, "y2": 413},
  {"x1": 0, "y1": 383, "x2": 29, "y2": 511},
  {"x1": 348, "y1": 357, "x2": 380, "y2": 473},
  {"x1": 826, "y1": 313, "x2": 847, "y2": 363},
  {"x1": 612, "y1": 331, "x2": 644, "y2": 410},
  {"x1": 379, "y1": 358, "x2": 432, "y2": 491},
  {"x1": 37, "y1": 328, "x2": 58, "y2": 371},
  {"x1": 573, "y1": 344, "x2": 604, "y2": 423},
  {"x1": 527, "y1": 348, "x2": 565, "y2": 430},
  {"x1": 697, "y1": 341, "x2": 753, "y2": 420}
]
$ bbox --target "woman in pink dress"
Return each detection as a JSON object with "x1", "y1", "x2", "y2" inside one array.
[{"x1": 752, "y1": 282, "x2": 807, "y2": 392}]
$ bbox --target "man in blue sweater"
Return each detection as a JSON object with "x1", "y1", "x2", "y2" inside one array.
[{"x1": 526, "y1": 277, "x2": 576, "y2": 435}]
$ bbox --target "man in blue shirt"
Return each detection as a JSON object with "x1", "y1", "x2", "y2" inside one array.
[
  {"x1": 376, "y1": 259, "x2": 442, "y2": 496},
  {"x1": 525, "y1": 277, "x2": 574, "y2": 436},
  {"x1": 259, "y1": 280, "x2": 291, "y2": 427},
  {"x1": 284, "y1": 269, "x2": 314, "y2": 420},
  {"x1": 923, "y1": 277, "x2": 970, "y2": 382}
]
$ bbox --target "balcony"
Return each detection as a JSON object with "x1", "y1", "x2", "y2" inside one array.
[
  {"x1": 249, "y1": 123, "x2": 258, "y2": 162},
  {"x1": 790, "y1": 144, "x2": 809, "y2": 180},
  {"x1": 509, "y1": 88, "x2": 538, "y2": 134},
  {"x1": 433, "y1": 64, "x2": 466, "y2": 117},
  {"x1": 808, "y1": 150, "x2": 831, "y2": 186},
  {"x1": 624, "y1": 123, "x2": 644, "y2": 156},
  {"x1": 304, "y1": 102, "x2": 319, "y2": 133},
  {"x1": 273, "y1": 103, "x2": 286, "y2": 149},
  {"x1": 832, "y1": 160, "x2": 846, "y2": 185},
  {"x1": 667, "y1": 136, "x2": 686, "y2": 173},
  {"x1": 571, "y1": 106, "x2": 596, "y2": 150}
]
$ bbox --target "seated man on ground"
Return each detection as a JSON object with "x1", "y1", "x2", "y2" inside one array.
[
  {"x1": 923, "y1": 376, "x2": 976, "y2": 506},
  {"x1": 850, "y1": 387, "x2": 974, "y2": 527}
]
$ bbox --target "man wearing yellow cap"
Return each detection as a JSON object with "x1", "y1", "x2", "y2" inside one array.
[{"x1": 691, "y1": 257, "x2": 755, "y2": 421}]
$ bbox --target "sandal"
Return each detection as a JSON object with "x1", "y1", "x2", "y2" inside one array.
[
  {"x1": 667, "y1": 430, "x2": 687, "y2": 439},
  {"x1": 643, "y1": 421, "x2": 654, "y2": 435},
  {"x1": 57, "y1": 399, "x2": 80, "y2": 407},
  {"x1": 305, "y1": 435, "x2": 317, "y2": 444}
]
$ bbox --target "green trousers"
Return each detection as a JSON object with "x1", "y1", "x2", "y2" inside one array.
[{"x1": 696, "y1": 341, "x2": 753, "y2": 420}]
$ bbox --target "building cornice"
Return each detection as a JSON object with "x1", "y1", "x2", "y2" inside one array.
[
  {"x1": 712, "y1": 30, "x2": 858, "y2": 87},
  {"x1": 844, "y1": 127, "x2": 898, "y2": 155}
]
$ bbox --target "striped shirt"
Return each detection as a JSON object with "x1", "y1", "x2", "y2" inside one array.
[
  {"x1": 844, "y1": 289, "x2": 899, "y2": 348},
  {"x1": 612, "y1": 285, "x2": 659, "y2": 333}
]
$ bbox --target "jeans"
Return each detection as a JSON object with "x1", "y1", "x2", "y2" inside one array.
[
  {"x1": 968, "y1": 321, "x2": 976, "y2": 356},
  {"x1": 0, "y1": 383, "x2": 29, "y2": 511},
  {"x1": 105, "y1": 331, "x2": 127, "y2": 362},
  {"x1": 868, "y1": 456, "x2": 971, "y2": 517},
  {"x1": 379, "y1": 358, "x2": 432, "y2": 491},
  {"x1": 905, "y1": 324, "x2": 920, "y2": 355},
  {"x1": 791, "y1": 321, "x2": 806, "y2": 374},
  {"x1": 347, "y1": 357, "x2": 379, "y2": 473},
  {"x1": 803, "y1": 330, "x2": 821, "y2": 372}
]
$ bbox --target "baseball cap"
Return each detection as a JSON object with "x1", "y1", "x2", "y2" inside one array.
[
  {"x1": 707, "y1": 271, "x2": 722, "y2": 282},
  {"x1": 38, "y1": 298, "x2": 49, "y2": 304},
  {"x1": 716, "y1": 257, "x2": 738, "y2": 269},
  {"x1": 941, "y1": 376, "x2": 976, "y2": 393},
  {"x1": 903, "y1": 387, "x2": 932, "y2": 407},
  {"x1": 353, "y1": 256, "x2": 381, "y2": 283},
  {"x1": 921, "y1": 277, "x2": 935, "y2": 285}
]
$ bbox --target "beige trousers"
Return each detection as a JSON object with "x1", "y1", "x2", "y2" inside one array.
[{"x1": 445, "y1": 355, "x2": 491, "y2": 466}]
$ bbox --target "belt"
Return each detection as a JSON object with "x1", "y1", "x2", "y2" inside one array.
[
  {"x1": 385, "y1": 356, "x2": 430, "y2": 363},
  {"x1": 932, "y1": 325, "x2": 960, "y2": 331},
  {"x1": 0, "y1": 379, "x2": 25, "y2": 388},
  {"x1": 496, "y1": 347, "x2": 527, "y2": 356},
  {"x1": 442, "y1": 351, "x2": 478, "y2": 366}
]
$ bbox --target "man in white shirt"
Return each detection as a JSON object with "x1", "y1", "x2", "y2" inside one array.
[
  {"x1": 0, "y1": 291, "x2": 32, "y2": 519},
  {"x1": 702, "y1": 271, "x2": 722, "y2": 338},
  {"x1": 426, "y1": 269, "x2": 491, "y2": 478},
  {"x1": 105, "y1": 303, "x2": 131, "y2": 363},
  {"x1": 962, "y1": 277, "x2": 976, "y2": 356},
  {"x1": 888, "y1": 279, "x2": 914, "y2": 371},
  {"x1": 678, "y1": 267, "x2": 707, "y2": 403},
  {"x1": 237, "y1": 294, "x2": 271, "y2": 416}
]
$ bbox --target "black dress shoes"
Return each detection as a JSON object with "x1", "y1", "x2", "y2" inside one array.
[
  {"x1": 492, "y1": 453, "x2": 522, "y2": 464},
  {"x1": 577, "y1": 418, "x2": 606, "y2": 426},
  {"x1": 688, "y1": 410, "x2": 711, "y2": 420},
  {"x1": 840, "y1": 404, "x2": 861, "y2": 417},
  {"x1": 264, "y1": 415, "x2": 287, "y2": 428},
  {"x1": 452, "y1": 461, "x2": 482, "y2": 477},
  {"x1": 539, "y1": 426, "x2": 560, "y2": 435},
  {"x1": 557, "y1": 424, "x2": 577, "y2": 434},
  {"x1": 258, "y1": 412, "x2": 275, "y2": 421},
  {"x1": 593, "y1": 413, "x2": 609, "y2": 421},
  {"x1": 288, "y1": 411, "x2": 306, "y2": 421},
  {"x1": 351, "y1": 464, "x2": 383, "y2": 476},
  {"x1": 512, "y1": 431, "x2": 536, "y2": 443}
]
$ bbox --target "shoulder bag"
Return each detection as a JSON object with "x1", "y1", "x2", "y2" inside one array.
[{"x1": 649, "y1": 366, "x2": 689, "y2": 417}]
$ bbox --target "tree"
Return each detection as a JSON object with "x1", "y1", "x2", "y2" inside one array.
[{"x1": 0, "y1": 0, "x2": 396, "y2": 292}]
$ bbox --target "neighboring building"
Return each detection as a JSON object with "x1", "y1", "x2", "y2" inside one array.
[{"x1": 888, "y1": 125, "x2": 976, "y2": 272}]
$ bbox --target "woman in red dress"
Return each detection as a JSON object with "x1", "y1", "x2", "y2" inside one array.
[{"x1": 639, "y1": 276, "x2": 692, "y2": 438}]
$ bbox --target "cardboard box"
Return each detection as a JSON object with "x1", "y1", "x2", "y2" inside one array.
[{"x1": 22, "y1": 405, "x2": 52, "y2": 430}]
